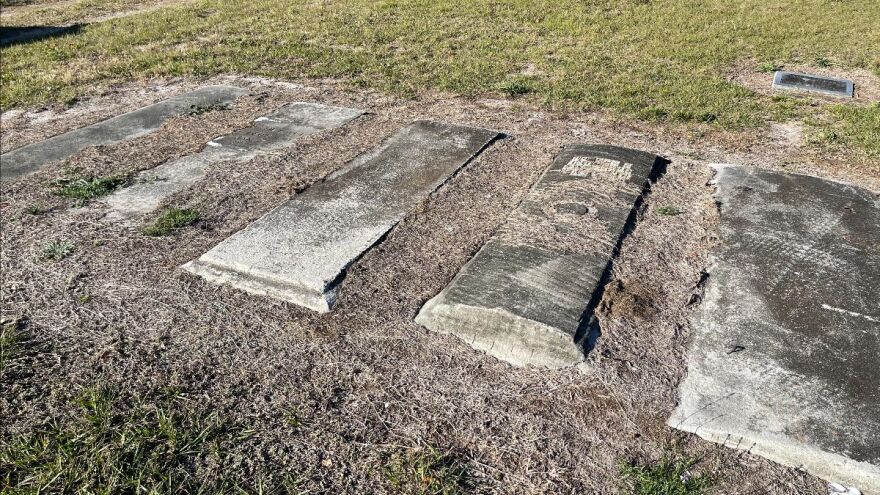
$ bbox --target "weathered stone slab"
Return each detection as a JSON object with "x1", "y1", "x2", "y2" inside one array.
[
  {"x1": 669, "y1": 165, "x2": 880, "y2": 492},
  {"x1": 104, "y1": 102, "x2": 364, "y2": 219},
  {"x1": 773, "y1": 71, "x2": 854, "y2": 98},
  {"x1": 0, "y1": 86, "x2": 247, "y2": 182},
  {"x1": 415, "y1": 145, "x2": 663, "y2": 368},
  {"x1": 182, "y1": 120, "x2": 500, "y2": 312}
]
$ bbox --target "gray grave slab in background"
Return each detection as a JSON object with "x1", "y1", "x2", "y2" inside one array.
[
  {"x1": 0, "y1": 85, "x2": 247, "y2": 182},
  {"x1": 183, "y1": 120, "x2": 500, "y2": 312},
  {"x1": 772, "y1": 71, "x2": 854, "y2": 97},
  {"x1": 669, "y1": 165, "x2": 880, "y2": 492},
  {"x1": 104, "y1": 102, "x2": 364, "y2": 220},
  {"x1": 415, "y1": 145, "x2": 663, "y2": 368}
]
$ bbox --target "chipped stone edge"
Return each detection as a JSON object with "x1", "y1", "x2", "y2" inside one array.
[
  {"x1": 666, "y1": 411, "x2": 880, "y2": 493},
  {"x1": 772, "y1": 70, "x2": 854, "y2": 98},
  {"x1": 181, "y1": 258, "x2": 335, "y2": 313},
  {"x1": 415, "y1": 295, "x2": 587, "y2": 370},
  {"x1": 414, "y1": 156, "x2": 587, "y2": 371}
]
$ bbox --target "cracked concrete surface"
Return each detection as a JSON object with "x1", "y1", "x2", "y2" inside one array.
[{"x1": 669, "y1": 164, "x2": 880, "y2": 492}]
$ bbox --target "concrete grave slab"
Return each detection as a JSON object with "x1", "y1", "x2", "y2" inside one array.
[
  {"x1": 104, "y1": 102, "x2": 364, "y2": 220},
  {"x1": 0, "y1": 86, "x2": 247, "y2": 182},
  {"x1": 773, "y1": 71, "x2": 854, "y2": 98},
  {"x1": 669, "y1": 165, "x2": 880, "y2": 492},
  {"x1": 183, "y1": 120, "x2": 500, "y2": 312},
  {"x1": 415, "y1": 145, "x2": 664, "y2": 368}
]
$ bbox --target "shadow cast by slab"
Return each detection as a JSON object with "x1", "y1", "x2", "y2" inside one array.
[
  {"x1": 0, "y1": 24, "x2": 84, "y2": 46},
  {"x1": 573, "y1": 154, "x2": 671, "y2": 357}
]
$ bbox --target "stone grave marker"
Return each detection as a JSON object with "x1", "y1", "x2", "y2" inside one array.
[
  {"x1": 183, "y1": 120, "x2": 500, "y2": 312},
  {"x1": 772, "y1": 71, "x2": 854, "y2": 97},
  {"x1": 0, "y1": 86, "x2": 247, "y2": 182},
  {"x1": 415, "y1": 145, "x2": 664, "y2": 368},
  {"x1": 104, "y1": 102, "x2": 364, "y2": 219},
  {"x1": 669, "y1": 165, "x2": 880, "y2": 491}
]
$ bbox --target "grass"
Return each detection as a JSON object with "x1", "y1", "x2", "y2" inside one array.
[
  {"x1": 1, "y1": 0, "x2": 878, "y2": 156},
  {"x1": 24, "y1": 204, "x2": 47, "y2": 215},
  {"x1": 0, "y1": 0, "x2": 169, "y2": 25},
  {"x1": 808, "y1": 102, "x2": 880, "y2": 156},
  {"x1": 0, "y1": 320, "x2": 25, "y2": 375},
  {"x1": 756, "y1": 61, "x2": 783, "y2": 74},
  {"x1": 141, "y1": 207, "x2": 200, "y2": 236},
  {"x1": 39, "y1": 239, "x2": 74, "y2": 261},
  {"x1": 384, "y1": 447, "x2": 468, "y2": 495},
  {"x1": 499, "y1": 77, "x2": 537, "y2": 96},
  {"x1": 50, "y1": 174, "x2": 126, "y2": 202},
  {"x1": 0, "y1": 385, "x2": 234, "y2": 493},
  {"x1": 187, "y1": 101, "x2": 230, "y2": 115},
  {"x1": 619, "y1": 456, "x2": 714, "y2": 495},
  {"x1": 656, "y1": 205, "x2": 682, "y2": 216}
]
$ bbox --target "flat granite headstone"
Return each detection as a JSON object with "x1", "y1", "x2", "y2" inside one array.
[
  {"x1": 669, "y1": 165, "x2": 880, "y2": 491},
  {"x1": 415, "y1": 145, "x2": 663, "y2": 368},
  {"x1": 0, "y1": 86, "x2": 247, "y2": 182},
  {"x1": 183, "y1": 120, "x2": 500, "y2": 312},
  {"x1": 104, "y1": 102, "x2": 364, "y2": 220},
  {"x1": 772, "y1": 71, "x2": 854, "y2": 98}
]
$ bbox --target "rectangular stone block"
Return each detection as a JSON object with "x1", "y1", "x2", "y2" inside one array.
[
  {"x1": 0, "y1": 86, "x2": 248, "y2": 182},
  {"x1": 669, "y1": 165, "x2": 880, "y2": 492},
  {"x1": 182, "y1": 120, "x2": 500, "y2": 312},
  {"x1": 415, "y1": 145, "x2": 663, "y2": 368},
  {"x1": 772, "y1": 71, "x2": 854, "y2": 97},
  {"x1": 104, "y1": 102, "x2": 364, "y2": 220}
]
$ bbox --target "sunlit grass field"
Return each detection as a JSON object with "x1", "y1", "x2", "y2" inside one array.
[{"x1": 2, "y1": 0, "x2": 879, "y2": 155}]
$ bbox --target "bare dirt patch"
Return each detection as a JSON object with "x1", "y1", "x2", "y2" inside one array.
[{"x1": 2, "y1": 75, "x2": 869, "y2": 492}]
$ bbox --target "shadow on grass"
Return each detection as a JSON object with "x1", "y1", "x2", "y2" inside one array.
[{"x1": 0, "y1": 24, "x2": 83, "y2": 46}]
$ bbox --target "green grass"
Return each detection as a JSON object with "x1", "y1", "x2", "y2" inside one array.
[
  {"x1": 38, "y1": 239, "x2": 74, "y2": 262},
  {"x1": 24, "y1": 204, "x2": 47, "y2": 215},
  {"x1": 499, "y1": 77, "x2": 538, "y2": 96},
  {"x1": 656, "y1": 205, "x2": 682, "y2": 216},
  {"x1": 50, "y1": 174, "x2": 126, "y2": 202},
  {"x1": 1, "y1": 0, "x2": 167, "y2": 25},
  {"x1": 384, "y1": 447, "x2": 468, "y2": 495},
  {"x1": 619, "y1": 456, "x2": 714, "y2": 495},
  {"x1": 0, "y1": 385, "x2": 234, "y2": 493},
  {"x1": 756, "y1": 61, "x2": 783, "y2": 73},
  {"x1": 1, "y1": 0, "x2": 878, "y2": 156},
  {"x1": 141, "y1": 207, "x2": 200, "y2": 236},
  {"x1": 808, "y1": 102, "x2": 880, "y2": 156}
]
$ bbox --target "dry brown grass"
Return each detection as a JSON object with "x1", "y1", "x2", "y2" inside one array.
[{"x1": 0, "y1": 77, "x2": 856, "y2": 493}]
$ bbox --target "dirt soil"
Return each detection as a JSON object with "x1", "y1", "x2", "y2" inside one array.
[{"x1": 3, "y1": 75, "x2": 876, "y2": 493}]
